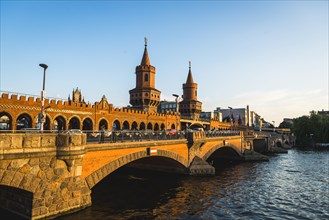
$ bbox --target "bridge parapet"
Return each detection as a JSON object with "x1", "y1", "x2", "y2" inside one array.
[{"x1": 0, "y1": 133, "x2": 91, "y2": 219}]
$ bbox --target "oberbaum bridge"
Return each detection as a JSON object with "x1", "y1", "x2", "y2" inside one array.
[{"x1": 0, "y1": 40, "x2": 293, "y2": 219}]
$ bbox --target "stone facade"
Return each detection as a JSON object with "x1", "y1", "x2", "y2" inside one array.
[
  {"x1": 0, "y1": 133, "x2": 91, "y2": 219},
  {"x1": 0, "y1": 131, "x2": 256, "y2": 219}
]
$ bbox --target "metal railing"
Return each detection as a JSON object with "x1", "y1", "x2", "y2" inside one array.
[
  {"x1": 205, "y1": 130, "x2": 240, "y2": 138},
  {"x1": 85, "y1": 130, "x2": 186, "y2": 143}
]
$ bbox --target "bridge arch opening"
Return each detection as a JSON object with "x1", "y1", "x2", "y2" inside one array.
[
  {"x1": 113, "y1": 120, "x2": 120, "y2": 130},
  {"x1": 85, "y1": 150, "x2": 188, "y2": 189},
  {"x1": 83, "y1": 118, "x2": 93, "y2": 131},
  {"x1": 99, "y1": 119, "x2": 108, "y2": 130},
  {"x1": 139, "y1": 122, "x2": 145, "y2": 130},
  {"x1": 131, "y1": 121, "x2": 138, "y2": 130},
  {"x1": 122, "y1": 121, "x2": 130, "y2": 130},
  {"x1": 54, "y1": 115, "x2": 66, "y2": 131},
  {"x1": 69, "y1": 116, "x2": 81, "y2": 129},
  {"x1": 147, "y1": 122, "x2": 153, "y2": 130},
  {"x1": 0, "y1": 112, "x2": 12, "y2": 130},
  {"x1": 16, "y1": 113, "x2": 32, "y2": 130},
  {"x1": 206, "y1": 146, "x2": 242, "y2": 165},
  {"x1": 0, "y1": 185, "x2": 33, "y2": 219}
]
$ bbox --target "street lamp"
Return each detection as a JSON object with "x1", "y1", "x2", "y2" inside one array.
[
  {"x1": 172, "y1": 94, "x2": 179, "y2": 131},
  {"x1": 39, "y1": 63, "x2": 48, "y2": 132},
  {"x1": 228, "y1": 106, "x2": 233, "y2": 130},
  {"x1": 272, "y1": 121, "x2": 275, "y2": 133}
]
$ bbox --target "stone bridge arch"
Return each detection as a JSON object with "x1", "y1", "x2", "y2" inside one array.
[
  {"x1": 84, "y1": 149, "x2": 188, "y2": 189},
  {"x1": 202, "y1": 143, "x2": 243, "y2": 161}
]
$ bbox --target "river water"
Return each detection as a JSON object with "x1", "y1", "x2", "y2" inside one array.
[
  {"x1": 59, "y1": 149, "x2": 328, "y2": 220},
  {"x1": 1, "y1": 149, "x2": 328, "y2": 219}
]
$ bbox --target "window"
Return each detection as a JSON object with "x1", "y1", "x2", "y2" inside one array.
[
  {"x1": 195, "y1": 91, "x2": 197, "y2": 96},
  {"x1": 144, "y1": 74, "x2": 149, "y2": 82}
]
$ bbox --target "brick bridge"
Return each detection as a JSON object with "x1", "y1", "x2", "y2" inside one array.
[{"x1": 0, "y1": 131, "x2": 259, "y2": 219}]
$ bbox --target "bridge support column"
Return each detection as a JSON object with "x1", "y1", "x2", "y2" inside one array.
[
  {"x1": 188, "y1": 156, "x2": 215, "y2": 176},
  {"x1": 0, "y1": 133, "x2": 92, "y2": 219}
]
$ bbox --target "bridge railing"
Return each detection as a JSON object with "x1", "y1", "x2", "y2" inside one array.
[
  {"x1": 85, "y1": 130, "x2": 187, "y2": 143},
  {"x1": 205, "y1": 130, "x2": 241, "y2": 138}
]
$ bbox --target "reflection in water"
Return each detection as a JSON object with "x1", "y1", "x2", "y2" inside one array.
[{"x1": 1, "y1": 149, "x2": 328, "y2": 219}]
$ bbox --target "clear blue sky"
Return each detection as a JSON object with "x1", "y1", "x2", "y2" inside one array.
[{"x1": 1, "y1": 0, "x2": 328, "y2": 124}]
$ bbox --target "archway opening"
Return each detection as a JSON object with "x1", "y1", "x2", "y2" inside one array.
[
  {"x1": 154, "y1": 123, "x2": 159, "y2": 131},
  {"x1": 131, "y1": 121, "x2": 138, "y2": 130},
  {"x1": 69, "y1": 117, "x2": 81, "y2": 129},
  {"x1": 147, "y1": 123, "x2": 153, "y2": 130},
  {"x1": 99, "y1": 119, "x2": 108, "y2": 130},
  {"x1": 206, "y1": 146, "x2": 243, "y2": 171},
  {"x1": 122, "y1": 121, "x2": 130, "y2": 130},
  {"x1": 0, "y1": 112, "x2": 12, "y2": 130},
  {"x1": 54, "y1": 116, "x2": 66, "y2": 131},
  {"x1": 113, "y1": 120, "x2": 120, "y2": 131},
  {"x1": 171, "y1": 124, "x2": 175, "y2": 129},
  {"x1": 0, "y1": 185, "x2": 33, "y2": 219},
  {"x1": 16, "y1": 114, "x2": 32, "y2": 130},
  {"x1": 139, "y1": 122, "x2": 145, "y2": 130},
  {"x1": 160, "y1": 123, "x2": 165, "y2": 131},
  {"x1": 83, "y1": 118, "x2": 93, "y2": 131}
]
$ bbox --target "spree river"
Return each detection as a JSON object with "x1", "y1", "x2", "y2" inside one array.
[
  {"x1": 58, "y1": 149, "x2": 328, "y2": 220},
  {"x1": 1, "y1": 149, "x2": 328, "y2": 219}
]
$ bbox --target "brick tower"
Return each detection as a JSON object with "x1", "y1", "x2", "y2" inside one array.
[
  {"x1": 129, "y1": 38, "x2": 161, "y2": 113},
  {"x1": 179, "y1": 62, "x2": 202, "y2": 119}
]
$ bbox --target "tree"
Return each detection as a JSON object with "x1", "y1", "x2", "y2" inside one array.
[{"x1": 292, "y1": 111, "x2": 329, "y2": 145}]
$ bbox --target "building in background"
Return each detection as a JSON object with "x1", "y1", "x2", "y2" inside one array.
[{"x1": 158, "y1": 101, "x2": 177, "y2": 114}]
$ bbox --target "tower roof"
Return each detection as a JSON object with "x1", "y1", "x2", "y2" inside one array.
[
  {"x1": 141, "y1": 37, "x2": 151, "y2": 66},
  {"x1": 186, "y1": 61, "x2": 194, "y2": 84}
]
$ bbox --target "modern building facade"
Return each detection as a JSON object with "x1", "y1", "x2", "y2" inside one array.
[{"x1": 158, "y1": 101, "x2": 177, "y2": 114}]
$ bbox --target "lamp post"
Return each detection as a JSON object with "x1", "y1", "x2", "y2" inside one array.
[
  {"x1": 39, "y1": 63, "x2": 48, "y2": 132},
  {"x1": 272, "y1": 121, "x2": 275, "y2": 133},
  {"x1": 172, "y1": 94, "x2": 179, "y2": 131},
  {"x1": 228, "y1": 106, "x2": 233, "y2": 130}
]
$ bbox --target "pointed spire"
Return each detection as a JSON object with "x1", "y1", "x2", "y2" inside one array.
[
  {"x1": 186, "y1": 61, "x2": 194, "y2": 83},
  {"x1": 141, "y1": 37, "x2": 151, "y2": 66}
]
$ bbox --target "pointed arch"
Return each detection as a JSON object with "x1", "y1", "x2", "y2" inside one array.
[
  {"x1": 99, "y1": 118, "x2": 108, "y2": 130},
  {"x1": 131, "y1": 121, "x2": 138, "y2": 130},
  {"x1": 147, "y1": 122, "x2": 153, "y2": 130},
  {"x1": 0, "y1": 111, "x2": 13, "y2": 130},
  {"x1": 54, "y1": 115, "x2": 66, "y2": 131},
  {"x1": 83, "y1": 117, "x2": 93, "y2": 131},
  {"x1": 16, "y1": 113, "x2": 33, "y2": 130},
  {"x1": 154, "y1": 123, "x2": 159, "y2": 131},
  {"x1": 139, "y1": 122, "x2": 145, "y2": 130},
  {"x1": 113, "y1": 120, "x2": 121, "y2": 131},
  {"x1": 69, "y1": 116, "x2": 81, "y2": 129},
  {"x1": 122, "y1": 121, "x2": 130, "y2": 130}
]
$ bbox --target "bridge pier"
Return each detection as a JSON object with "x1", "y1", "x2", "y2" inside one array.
[
  {"x1": 188, "y1": 156, "x2": 215, "y2": 176},
  {"x1": 0, "y1": 133, "x2": 91, "y2": 219}
]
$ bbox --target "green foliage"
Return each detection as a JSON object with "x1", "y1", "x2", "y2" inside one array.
[
  {"x1": 278, "y1": 121, "x2": 292, "y2": 129},
  {"x1": 292, "y1": 111, "x2": 329, "y2": 145}
]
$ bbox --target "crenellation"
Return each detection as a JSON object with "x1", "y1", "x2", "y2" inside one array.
[
  {"x1": 11, "y1": 94, "x2": 18, "y2": 100},
  {"x1": 1, "y1": 93, "x2": 9, "y2": 99}
]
